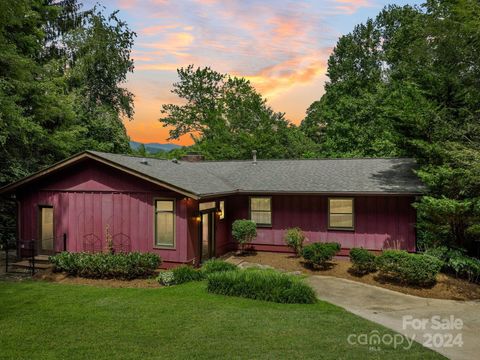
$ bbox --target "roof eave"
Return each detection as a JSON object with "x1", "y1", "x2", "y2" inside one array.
[
  {"x1": 0, "y1": 151, "x2": 200, "y2": 200},
  {"x1": 198, "y1": 189, "x2": 425, "y2": 198}
]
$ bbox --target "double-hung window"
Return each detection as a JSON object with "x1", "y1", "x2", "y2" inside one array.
[
  {"x1": 250, "y1": 197, "x2": 272, "y2": 226},
  {"x1": 155, "y1": 199, "x2": 175, "y2": 247},
  {"x1": 328, "y1": 198, "x2": 354, "y2": 230}
]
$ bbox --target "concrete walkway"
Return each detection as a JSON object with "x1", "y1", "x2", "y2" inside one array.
[{"x1": 307, "y1": 276, "x2": 480, "y2": 360}]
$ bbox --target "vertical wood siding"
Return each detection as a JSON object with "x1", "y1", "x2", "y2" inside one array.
[
  {"x1": 226, "y1": 194, "x2": 416, "y2": 252},
  {"x1": 16, "y1": 159, "x2": 417, "y2": 265},
  {"x1": 17, "y1": 161, "x2": 194, "y2": 265}
]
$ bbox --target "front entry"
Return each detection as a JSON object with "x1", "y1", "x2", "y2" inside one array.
[
  {"x1": 39, "y1": 206, "x2": 54, "y2": 254},
  {"x1": 200, "y1": 212, "x2": 215, "y2": 262}
]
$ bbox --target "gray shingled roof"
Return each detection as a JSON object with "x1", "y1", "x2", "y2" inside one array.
[{"x1": 89, "y1": 151, "x2": 425, "y2": 197}]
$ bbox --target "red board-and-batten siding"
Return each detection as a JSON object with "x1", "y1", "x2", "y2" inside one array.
[
  {"x1": 17, "y1": 161, "x2": 198, "y2": 266},
  {"x1": 16, "y1": 159, "x2": 417, "y2": 267},
  {"x1": 226, "y1": 195, "x2": 416, "y2": 253}
]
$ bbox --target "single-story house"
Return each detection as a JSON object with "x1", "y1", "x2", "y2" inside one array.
[{"x1": 0, "y1": 151, "x2": 424, "y2": 268}]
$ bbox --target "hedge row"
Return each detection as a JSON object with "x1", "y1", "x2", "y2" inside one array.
[
  {"x1": 206, "y1": 269, "x2": 317, "y2": 304},
  {"x1": 50, "y1": 252, "x2": 161, "y2": 279}
]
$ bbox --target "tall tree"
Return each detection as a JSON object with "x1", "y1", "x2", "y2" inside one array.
[
  {"x1": 301, "y1": 0, "x2": 480, "y2": 252},
  {"x1": 161, "y1": 65, "x2": 318, "y2": 160},
  {"x1": 0, "y1": 0, "x2": 135, "y2": 243},
  {"x1": 0, "y1": 1, "x2": 135, "y2": 186}
]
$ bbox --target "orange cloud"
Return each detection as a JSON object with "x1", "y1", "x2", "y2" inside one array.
[
  {"x1": 242, "y1": 49, "x2": 331, "y2": 98},
  {"x1": 141, "y1": 32, "x2": 194, "y2": 50}
]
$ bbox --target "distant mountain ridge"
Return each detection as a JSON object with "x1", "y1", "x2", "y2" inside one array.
[{"x1": 129, "y1": 141, "x2": 182, "y2": 153}]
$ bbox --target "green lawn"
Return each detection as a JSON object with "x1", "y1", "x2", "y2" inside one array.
[{"x1": 0, "y1": 280, "x2": 443, "y2": 359}]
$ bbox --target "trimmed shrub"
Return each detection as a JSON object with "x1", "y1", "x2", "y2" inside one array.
[
  {"x1": 349, "y1": 247, "x2": 377, "y2": 275},
  {"x1": 447, "y1": 254, "x2": 480, "y2": 283},
  {"x1": 171, "y1": 265, "x2": 204, "y2": 284},
  {"x1": 201, "y1": 259, "x2": 238, "y2": 275},
  {"x1": 375, "y1": 250, "x2": 442, "y2": 286},
  {"x1": 284, "y1": 227, "x2": 305, "y2": 256},
  {"x1": 157, "y1": 271, "x2": 175, "y2": 286},
  {"x1": 49, "y1": 252, "x2": 161, "y2": 279},
  {"x1": 232, "y1": 219, "x2": 257, "y2": 252},
  {"x1": 206, "y1": 269, "x2": 317, "y2": 304},
  {"x1": 302, "y1": 242, "x2": 341, "y2": 268}
]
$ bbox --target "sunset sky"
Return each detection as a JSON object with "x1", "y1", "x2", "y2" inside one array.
[{"x1": 84, "y1": 0, "x2": 419, "y2": 145}]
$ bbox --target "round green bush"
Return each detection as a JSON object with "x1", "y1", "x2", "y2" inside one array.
[
  {"x1": 349, "y1": 247, "x2": 377, "y2": 275},
  {"x1": 375, "y1": 250, "x2": 442, "y2": 286},
  {"x1": 302, "y1": 242, "x2": 341, "y2": 268},
  {"x1": 232, "y1": 219, "x2": 257, "y2": 251},
  {"x1": 284, "y1": 227, "x2": 305, "y2": 256}
]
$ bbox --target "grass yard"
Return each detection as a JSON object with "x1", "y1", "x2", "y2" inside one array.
[{"x1": 0, "y1": 280, "x2": 443, "y2": 360}]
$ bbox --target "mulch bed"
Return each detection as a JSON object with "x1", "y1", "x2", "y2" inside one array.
[
  {"x1": 229, "y1": 251, "x2": 480, "y2": 301},
  {"x1": 32, "y1": 269, "x2": 161, "y2": 288}
]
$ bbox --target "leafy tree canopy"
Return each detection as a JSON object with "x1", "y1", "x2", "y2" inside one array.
[
  {"x1": 301, "y1": 0, "x2": 480, "y2": 252},
  {"x1": 160, "y1": 65, "x2": 318, "y2": 160},
  {"x1": 0, "y1": 0, "x2": 135, "y2": 186},
  {"x1": 0, "y1": 0, "x2": 135, "y2": 242}
]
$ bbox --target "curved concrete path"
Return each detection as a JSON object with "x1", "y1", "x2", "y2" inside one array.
[{"x1": 307, "y1": 276, "x2": 480, "y2": 360}]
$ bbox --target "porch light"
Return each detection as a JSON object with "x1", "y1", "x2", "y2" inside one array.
[{"x1": 195, "y1": 215, "x2": 201, "y2": 222}]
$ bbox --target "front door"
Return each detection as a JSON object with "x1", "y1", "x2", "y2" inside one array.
[
  {"x1": 200, "y1": 212, "x2": 215, "y2": 262},
  {"x1": 39, "y1": 206, "x2": 54, "y2": 254}
]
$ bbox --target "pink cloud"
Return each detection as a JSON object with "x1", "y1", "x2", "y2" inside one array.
[
  {"x1": 139, "y1": 24, "x2": 182, "y2": 36},
  {"x1": 332, "y1": 0, "x2": 374, "y2": 15}
]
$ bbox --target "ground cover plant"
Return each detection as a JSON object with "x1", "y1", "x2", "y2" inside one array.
[
  {"x1": 157, "y1": 259, "x2": 237, "y2": 286},
  {"x1": 49, "y1": 252, "x2": 160, "y2": 280},
  {"x1": 0, "y1": 281, "x2": 442, "y2": 359},
  {"x1": 302, "y1": 242, "x2": 341, "y2": 268},
  {"x1": 375, "y1": 250, "x2": 442, "y2": 286},
  {"x1": 206, "y1": 269, "x2": 317, "y2": 304},
  {"x1": 425, "y1": 247, "x2": 480, "y2": 283},
  {"x1": 201, "y1": 259, "x2": 238, "y2": 275}
]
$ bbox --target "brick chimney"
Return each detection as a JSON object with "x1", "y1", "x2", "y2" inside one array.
[{"x1": 180, "y1": 152, "x2": 204, "y2": 162}]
